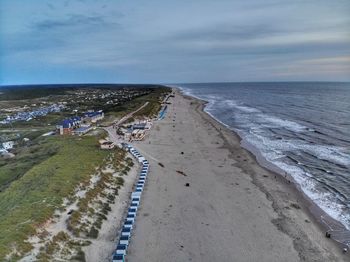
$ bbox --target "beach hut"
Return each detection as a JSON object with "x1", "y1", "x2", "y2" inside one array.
[
  {"x1": 124, "y1": 220, "x2": 134, "y2": 229},
  {"x1": 132, "y1": 196, "x2": 141, "y2": 202},
  {"x1": 139, "y1": 177, "x2": 146, "y2": 181},
  {"x1": 112, "y1": 254, "x2": 124, "y2": 262},
  {"x1": 137, "y1": 157, "x2": 145, "y2": 163},
  {"x1": 131, "y1": 192, "x2": 141, "y2": 197},
  {"x1": 121, "y1": 227, "x2": 132, "y2": 237},
  {"x1": 132, "y1": 200, "x2": 140, "y2": 206},
  {"x1": 116, "y1": 244, "x2": 127, "y2": 255},
  {"x1": 136, "y1": 184, "x2": 144, "y2": 189},
  {"x1": 119, "y1": 235, "x2": 130, "y2": 245},
  {"x1": 128, "y1": 208, "x2": 137, "y2": 215},
  {"x1": 126, "y1": 214, "x2": 136, "y2": 223},
  {"x1": 130, "y1": 202, "x2": 139, "y2": 209},
  {"x1": 136, "y1": 185, "x2": 144, "y2": 191}
]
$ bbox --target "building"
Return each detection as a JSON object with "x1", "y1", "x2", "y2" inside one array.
[
  {"x1": 132, "y1": 123, "x2": 146, "y2": 130},
  {"x1": 72, "y1": 125, "x2": 92, "y2": 136},
  {"x1": 2, "y1": 141, "x2": 15, "y2": 150},
  {"x1": 56, "y1": 116, "x2": 81, "y2": 135},
  {"x1": 83, "y1": 110, "x2": 104, "y2": 123},
  {"x1": 100, "y1": 141, "x2": 115, "y2": 150}
]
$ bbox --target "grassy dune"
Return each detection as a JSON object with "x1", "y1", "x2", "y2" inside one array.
[{"x1": 0, "y1": 135, "x2": 109, "y2": 260}]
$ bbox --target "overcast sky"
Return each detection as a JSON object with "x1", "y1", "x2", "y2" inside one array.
[{"x1": 1, "y1": 0, "x2": 349, "y2": 85}]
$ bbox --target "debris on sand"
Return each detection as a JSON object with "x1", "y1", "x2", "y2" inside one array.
[{"x1": 176, "y1": 170, "x2": 187, "y2": 176}]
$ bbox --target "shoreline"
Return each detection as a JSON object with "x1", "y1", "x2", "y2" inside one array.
[
  {"x1": 180, "y1": 88, "x2": 350, "y2": 251},
  {"x1": 126, "y1": 88, "x2": 347, "y2": 261}
]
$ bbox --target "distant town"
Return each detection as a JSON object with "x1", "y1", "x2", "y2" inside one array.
[{"x1": 0, "y1": 85, "x2": 166, "y2": 156}]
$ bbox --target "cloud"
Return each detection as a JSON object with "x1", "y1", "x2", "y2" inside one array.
[
  {"x1": 33, "y1": 14, "x2": 108, "y2": 31},
  {"x1": 173, "y1": 23, "x2": 281, "y2": 42},
  {"x1": 1, "y1": 0, "x2": 350, "y2": 84}
]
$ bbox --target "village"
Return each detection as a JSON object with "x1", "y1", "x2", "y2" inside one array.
[
  {"x1": 0, "y1": 86, "x2": 158, "y2": 156},
  {"x1": 0, "y1": 108, "x2": 156, "y2": 154}
]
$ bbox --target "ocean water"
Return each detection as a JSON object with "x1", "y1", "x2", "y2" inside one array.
[{"x1": 177, "y1": 82, "x2": 350, "y2": 235}]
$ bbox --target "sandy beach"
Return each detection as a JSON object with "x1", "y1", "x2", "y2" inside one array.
[{"x1": 125, "y1": 89, "x2": 348, "y2": 262}]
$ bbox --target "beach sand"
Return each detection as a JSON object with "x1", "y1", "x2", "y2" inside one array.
[{"x1": 126, "y1": 89, "x2": 348, "y2": 262}]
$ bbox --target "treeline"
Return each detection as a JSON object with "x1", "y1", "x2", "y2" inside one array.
[{"x1": 0, "y1": 84, "x2": 170, "y2": 101}]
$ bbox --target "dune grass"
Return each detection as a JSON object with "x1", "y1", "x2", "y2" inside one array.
[{"x1": 0, "y1": 135, "x2": 108, "y2": 260}]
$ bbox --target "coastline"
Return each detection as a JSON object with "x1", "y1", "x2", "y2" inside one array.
[
  {"x1": 126, "y1": 88, "x2": 348, "y2": 261},
  {"x1": 180, "y1": 88, "x2": 350, "y2": 251}
]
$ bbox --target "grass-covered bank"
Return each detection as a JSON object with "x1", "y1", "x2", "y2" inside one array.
[
  {"x1": 0, "y1": 138, "x2": 59, "y2": 192},
  {"x1": 0, "y1": 135, "x2": 109, "y2": 260}
]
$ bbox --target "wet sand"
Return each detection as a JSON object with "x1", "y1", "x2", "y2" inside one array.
[{"x1": 126, "y1": 89, "x2": 348, "y2": 262}]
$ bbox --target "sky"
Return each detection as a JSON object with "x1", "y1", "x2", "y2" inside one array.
[{"x1": 0, "y1": 0, "x2": 349, "y2": 85}]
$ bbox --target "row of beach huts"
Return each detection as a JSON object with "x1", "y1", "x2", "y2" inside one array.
[{"x1": 112, "y1": 144, "x2": 149, "y2": 262}]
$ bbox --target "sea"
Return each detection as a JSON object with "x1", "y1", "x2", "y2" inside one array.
[{"x1": 177, "y1": 82, "x2": 350, "y2": 244}]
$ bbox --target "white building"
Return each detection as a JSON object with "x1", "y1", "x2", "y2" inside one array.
[{"x1": 2, "y1": 141, "x2": 15, "y2": 150}]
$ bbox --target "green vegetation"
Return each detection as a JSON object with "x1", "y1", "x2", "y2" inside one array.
[
  {"x1": 0, "y1": 135, "x2": 108, "y2": 260},
  {"x1": 127, "y1": 86, "x2": 170, "y2": 118},
  {"x1": 0, "y1": 85, "x2": 171, "y2": 260},
  {"x1": 36, "y1": 231, "x2": 88, "y2": 262},
  {"x1": 0, "y1": 86, "x2": 67, "y2": 101},
  {"x1": 67, "y1": 149, "x2": 129, "y2": 238},
  {"x1": 101, "y1": 86, "x2": 170, "y2": 124},
  {"x1": 0, "y1": 139, "x2": 59, "y2": 191}
]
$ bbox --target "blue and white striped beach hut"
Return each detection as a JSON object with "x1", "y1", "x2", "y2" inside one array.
[
  {"x1": 116, "y1": 244, "x2": 128, "y2": 255},
  {"x1": 123, "y1": 219, "x2": 134, "y2": 229},
  {"x1": 121, "y1": 226, "x2": 132, "y2": 237},
  {"x1": 126, "y1": 213, "x2": 136, "y2": 222},
  {"x1": 119, "y1": 235, "x2": 130, "y2": 245},
  {"x1": 112, "y1": 254, "x2": 124, "y2": 262}
]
